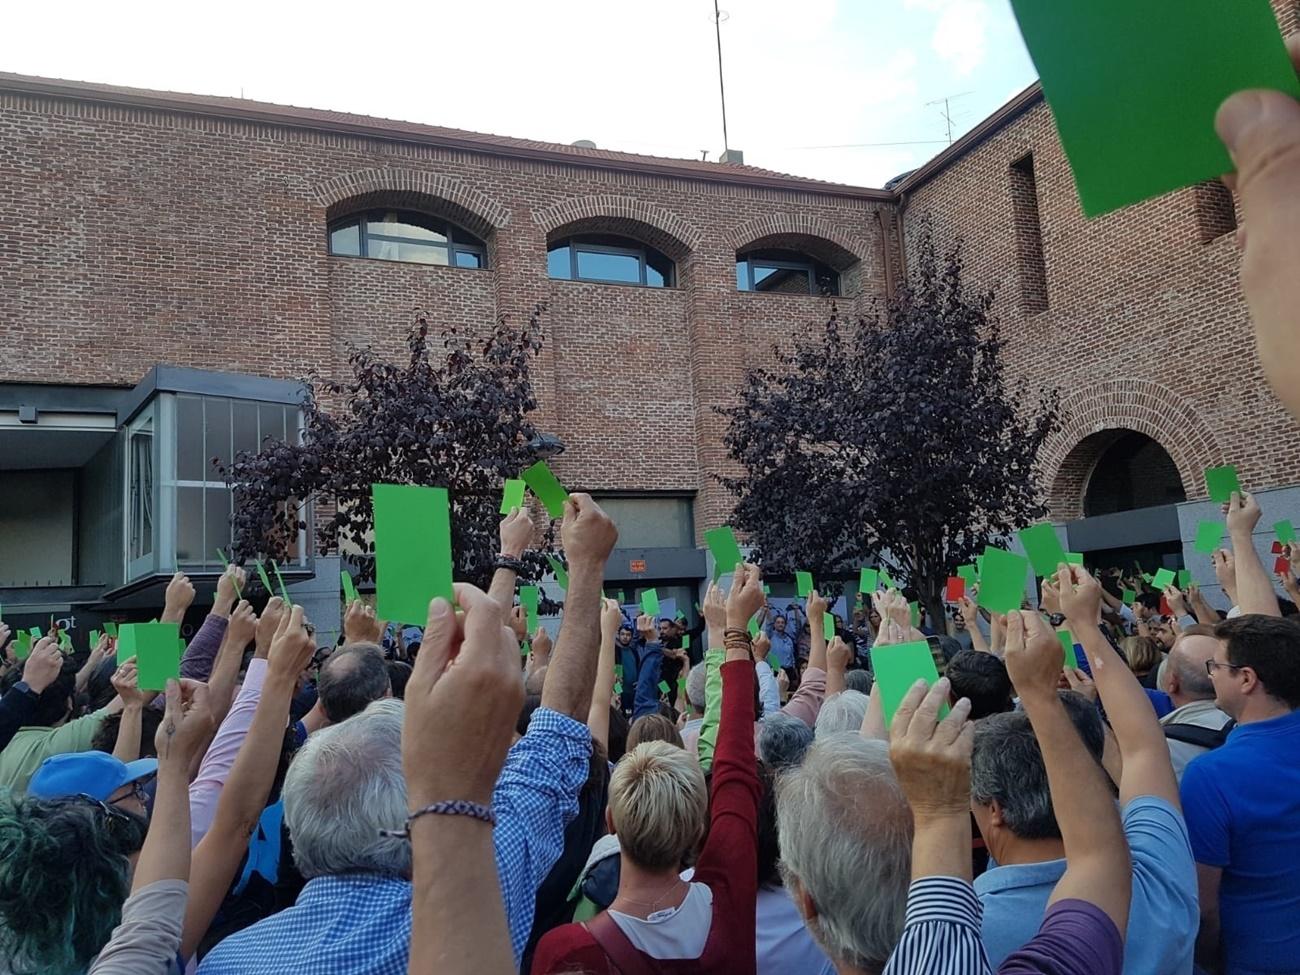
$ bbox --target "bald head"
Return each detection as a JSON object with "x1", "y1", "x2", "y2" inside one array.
[{"x1": 1167, "y1": 633, "x2": 1217, "y2": 705}]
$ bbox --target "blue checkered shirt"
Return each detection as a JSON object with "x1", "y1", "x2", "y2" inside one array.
[{"x1": 196, "y1": 707, "x2": 592, "y2": 974}]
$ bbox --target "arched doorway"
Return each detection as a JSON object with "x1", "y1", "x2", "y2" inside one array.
[{"x1": 1083, "y1": 431, "x2": 1187, "y2": 516}]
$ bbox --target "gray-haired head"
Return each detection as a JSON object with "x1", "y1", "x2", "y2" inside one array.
[
  {"x1": 686, "y1": 664, "x2": 707, "y2": 714},
  {"x1": 844, "y1": 669, "x2": 874, "y2": 695},
  {"x1": 814, "y1": 690, "x2": 870, "y2": 736},
  {"x1": 317, "y1": 642, "x2": 391, "y2": 724},
  {"x1": 970, "y1": 690, "x2": 1106, "y2": 840},
  {"x1": 758, "y1": 712, "x2": 814, "y2": 771},
  {"x1": 777, "y1": 734, "x2": 913, "y2": 973},
  {"x1": 283, "y1": 698, "x2": 409, "y2": 879}
]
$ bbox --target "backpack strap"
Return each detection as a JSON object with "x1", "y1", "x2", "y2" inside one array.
[
  {"x1": 583, "y1": 912, "x2": 660, "y2": 975},
  {"x1": 1164, "y1": 719, "x2": 1235, "y2": 750}
]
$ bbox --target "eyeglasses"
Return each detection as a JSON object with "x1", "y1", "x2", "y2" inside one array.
[{"x1": 1205, "y1": 660, "x2": 1244, "y2": 676}]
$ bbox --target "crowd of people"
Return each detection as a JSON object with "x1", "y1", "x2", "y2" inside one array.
[{"x1": 0, "y1": 37, "x2": 1298, "y2": 975}]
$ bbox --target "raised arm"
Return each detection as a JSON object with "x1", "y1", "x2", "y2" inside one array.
[
  {"x1": 488, "y1": 506, "x2": 534, "y2": 610},
  {"x1": 631, "y1": 614, "x2": 664, "y2": 720},
  {"x1": 540, "y1": 494, "x2": 617, "y2": 721},
  {"x1": 109, "y1": 658, "x2": 152, "y2": 763},
  {"x1": 957, "y1": 596, "x2": 990, "y2": 654},
  {"x1": 587, "y1": 598, "x2": 620, "y2": 751},
  {"x1": 806, "y1": 590, "x2": 829, "y2": 672},
  {"x1": 342, "y1": 598, "x2": 384, "y2": 647},
  {"x1": 824, "y1": 636, "x2": 851, "y2": 698},
  {"x1": 1212, "y1": 549, "x2": 1239, "y2": 609},
  {"x1": 1054, "y1": 565, "x2": 1180, "y2": 808},
  {"x1": 1005, "y1": 610, "x2": 1131, "y2": 935},
  {"x1": 0, "y1": 641, "x2": 62, "y2": 751},
  {"x1": 696, "y1": 583, "x2": 727, "y2": 769},
  {"x1": 204, "y1": 600, "x2": 258, "y2": 731},
  {"x1": 74, "y1": 633, "x2": 110, "y2": 694},
  {"x1": 1225, "y1": 492, "x2": 1282, "y2": 616}
]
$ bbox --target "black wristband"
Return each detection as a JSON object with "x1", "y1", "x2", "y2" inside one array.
[
  {"x1": 494, "y1": 554, "x2": 526, "y2": 574},
  {"x1": 1048, "y1": 613, "x2": 1066, "y2": 627}
]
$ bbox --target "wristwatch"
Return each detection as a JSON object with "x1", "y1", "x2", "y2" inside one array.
[
  {"x1": 12, "y1": 681, "x2": 37, "y2": 700},
  {"x1": 1047, "y1": 613, "x2": 1066, "y2": 628}
]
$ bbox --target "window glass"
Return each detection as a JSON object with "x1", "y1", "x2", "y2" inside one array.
[
  {"x1": 175, "y1": 486, "x2": 204, "y2": 564},
  {"x1": 369, "y1": 211, "x2": 447, "y2": 243},
  {"x1": 547, "y1": 245, "x2": 572, "y2": 279},
  {"x1": 129, "y1": 420, "x2": 154, "y2": 562},
  {"x1": 454, "y1": 250, "x2": 484, "y2": 269},
  {"x1": 755, "y1": 266, "x2": 812, "y2": 294},
  {"x1": 736, "y1": 249, "x2": 841, "y2": 296},
  {"x1": 576, "y1": 249, "x2": 641, "y2": 284},
  {"x1": 204, "y1": 487, "x2": 233, "y2": 557},
  {"x1": 232, "y1": 400, "x2": 259, "y2": 458},
  {"x1": 328, "y1": 211, "x2": 486, "y2": 268},
  {"x1": 176, "y1": 396, "x2": 204, "y2": 481},
  {"x1": 646, "y1": 251, "x2": 673, "y2": 288},
  {"x1": 736, "y1": 261, "x2": 750, "y2": 291},
  {"x1": 592, "y1": 496, "x2": 695, "y2": 549},
  {"x1": 205, "y1": 398, "x2": 232, "y2": 472},
  {"x1": 329, "y1": 223, "x2": 361, "y2": 256},
  {"x1": 259, "y1": 403, "x2": 286, "y2": 445}
]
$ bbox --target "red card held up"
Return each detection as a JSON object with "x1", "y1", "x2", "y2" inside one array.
[
  {"x1": 1274, "y1": 556, "x2": 1291, "y2": 574},
  {"x1": 1159, "y1": 596, "x2": 1172, "y2": 617},
  {"x1": 1272, "y1": 541, "x2": 1284, "y2": 555},
  {"x1": 945, "y1": 577, "x2": 965, "y2": 601}
]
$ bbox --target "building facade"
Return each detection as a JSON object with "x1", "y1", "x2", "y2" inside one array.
[{"x1": 2, "y1": 0, "x2": 1297, "y2": 632}]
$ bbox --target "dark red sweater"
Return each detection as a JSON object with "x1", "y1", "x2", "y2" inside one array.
[{"x1": 532, "y1": 658, "x2": 761, "y2": 975}]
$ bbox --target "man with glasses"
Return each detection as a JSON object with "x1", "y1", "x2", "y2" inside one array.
[
  {"x1": 1180, "y1": 615, "x2": 1300, "y2": 974},
  {"x1": 27, "y1": 749, "x2": 159, "y2": 818}
]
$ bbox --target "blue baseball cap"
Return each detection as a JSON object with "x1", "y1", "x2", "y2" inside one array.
[{"x1": 28, "y1": 752, "x2": 158, "y2": 802}]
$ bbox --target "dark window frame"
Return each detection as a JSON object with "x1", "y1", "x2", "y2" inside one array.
[
  {"x1": 547, "y1": 235, "x2": 676, "y2": 288},
  {"x1": 736, "y1": 250, "x2": 840, "y2": 296},
  {"x1": 327, "y1": 210, "x2": 489, "y2": 270}
]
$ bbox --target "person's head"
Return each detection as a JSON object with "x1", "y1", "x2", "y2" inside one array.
[
  {"x1": 773, "y1": 615, "x2": 787, "y2": 634},
  {"x1": 814, "y1": 690, "x2": 869, "y2": 736},
  {"x1": 970, "y1": 691, "x2": 1107, "y2": 861},
  {"x1": 617, "y1": 625, "x2": 633, "y2": 646},
  {"x1": 944, "y1": 650, "x2": 1013, "y2": 719},
  {"x1": 758, "y1": 712, "x2": 815, "y2": 771},
  {"x1": 777, "y1": 735, "x2": 913, "y2": 975},
  {"x1": 282, "y1": 698, "x2": 409, "y2": 879},
  {"x1": 685, "y1": 664, "x2": 707, "y2": 716},
  {"x1": 385, "y1": 660, "x2": 413, "y2": 699},
  {"x1": 28, "y1": 752, "x2": 159, "y2": 820},
  {"x1": 1122, "y1": 635, "x2": 1163, "y2": 677},
  {"x1": 0, "y1": 793, "x2": 147, "y2": 975},
  {"x1": 844, "y1": 668, "x2": 874, "y2": 695},
  {"x1": 1164, "y1": 625, "x2": 1218, "y2": 705},
  {"x1": 1150, "y1": 620, "x2": 1177, "y2": 652},
  {"x1": 91, "y1": 706, "x2": 164, "y2": 758},
  {"x1": 1210, "y1": 615, "x2": 1300, "y2": 720},
  {"x1": 627, "y1": 713, "x2": 684, "y2": 750},
  {"x1": 607, "y1": 741, "x2": 708, "y2": 872},
  {"x1": 316, "y1": 643, "x2": 391, "y2": 724},
  {"x1": 867, "y1": 605, "x2": 882, "y2": 630},
  {"x1": 21, "y1": 658, "x2": 78, "y2": 728}
]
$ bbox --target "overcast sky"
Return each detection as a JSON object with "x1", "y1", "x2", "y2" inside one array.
[{"x1": 0, "y1": 0, "x2": 1038, "y2": 188}]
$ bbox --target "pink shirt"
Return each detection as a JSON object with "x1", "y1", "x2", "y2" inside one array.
[{"x1": 188, "y1": 658, "x2": 268, "y2": 848}]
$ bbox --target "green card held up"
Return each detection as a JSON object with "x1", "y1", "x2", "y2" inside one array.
[
  {"x1": 1194, "y1": 521, "x2": 1224, "y2": 555},
  {"x1": 796, "y1": 571, "x2": 814, "y2": 597},
  {"x1": 271, "y1": 562, "x2": 292, "y2": 606},
  {"x1": 880, "y1": 567, "x2": 896, "y2": 590},
  {"x1": 823, "y1": 612, "x2": 836, "y2": 635},
  {"x1": 1152, "y1": 568, "x2": 1176, "y2": 590},
  {"x1": 1057, "y1": 631, "x2": 1079, "y2": 670},
  {"x1": 1065, "y1": 553, "x2": 1084, "y2": 566},
  {"x1": 641, "y1": 589, "x2": 661, "y2": 618},
  {"x1": 870, "y1": 640, "x2": 948, "y2": 727},
  {"x1": 519, "y1": 586, "x2": 540, "y2": 632},
  {"x1": 500, "y1": 479, "x2": 526, "y2": 515},
  {"x1": 521, "y1": 462, "x2": 569, "y2": 519},
  {"x1": 1205, "y1": 465, "x2": 1242, "y2": 504},
  {"x1": 859, "y1": 567, "x2": 879, "y2": 593},
  {"x1": 1018, "y1": 523, "x2": 1068, "y2": 577},
  {"x1": 1275, "y1": 520, "x2": 1296, "y2": 544},
  {"x1": 14, "y1": 632, "x2": 31, "y2": 660},
  {"x1": 1122, "y1": 588, "x2": 1136, "y2": 607},
  {"x1": 657, "y1": 680, "x2": 670, "y2": 695},
  {"x1": 1177, "y1": 569, "x2": 1192, "y2": 589},
  {"x1": 341, "y1": 570, "x2": 359, "y2": 604},
  {"x1": 1008, "y1": 0, "x2": 1300, "y2": 217},
  {"x1": 117, "y1": 622, "x2": 181, "y2": 691},
  {"x1": 546, "y1": 555, "x2": 569, "y2": 591},
  {"x1": 255, "y1": 561, "x2": 275, "y2": 596},
  {"x1": 956, "y1": 564, "x2": 978, "y2": 586},
  {"x1": 908, "y1": 602, "x2": 920, "y2": 628},
  {"x1": 748, "y1": 617, "x2": 760, "y2": 639},
  {"x1": 372, "y1": 484, "x2": 454, "y2": 626},
  {"x1": 704, "y1": 526, "x2": 743, "y2": 576},
  {"x1": 104, "y1": 621, "x2": 118, "y2": 638},
  {"x1": 977, "y1": 548, "x2": 1030, "y2": 615}
]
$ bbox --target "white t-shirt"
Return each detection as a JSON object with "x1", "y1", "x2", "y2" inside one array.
[
  {"x1": 608, "y1": 882, "x2": 713, "y2": 959},
  {"x1": 755, "y1": 884, "x2": 836, "y2": 975}
]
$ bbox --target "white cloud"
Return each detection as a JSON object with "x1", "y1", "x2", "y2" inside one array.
[{"x1": 905, "y1": 0, "x2": 992, "y2": 76}]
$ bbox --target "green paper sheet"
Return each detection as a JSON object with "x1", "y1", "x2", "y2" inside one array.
[
  {"x1": 1142, "y1": 573, "x2": 1155, "y2": 584},
  {"x1": 1205, "y1": 465, "x2": 1242, "y2": 504},
  {"x1": 1194, "y1": 520, "x2": 1224, "y2": 555},
  {"x1": 657, "y1": 680, "x2": 670, "y2": 695},
  {"x1": 1065, "y1": 553, "x2": 1084, "y2": 566},
  {"x1": 271, "y1": 562, "x2": 292, "y2": 607},
  {"x1": 341, "y1": 571, "x2": 359, "y2": 604},
  {"x1": 255, "y1": 561, "x2": 275, "y2": 596},
  {"x1": 909, "y1": 601, "x2": 920, "y2": 627},
  {"x1": 641, "y1": 589, "x2": 661, "y2": 618},
  {"x1": 1275, "y1": 520, "x2": 1296, "y2": 544},
  {"x1": 614, "y1": 664, "x2": 623, "y2": 678},
  {"x1": 1018, "y1": 523, "x2": 1068, "y2": 577},
  {"x1": 880, "y1": 568, "x2": 896, "y2": 590},
  {"x1": 1152, "y1": 568, "x2": 1176, "y2": 591},
  {"x1": 89, "y1": 629, "x2": 102, "y2": 650},
  {"x1": 1057, "y1": 631, "x2": 1079, "y2": 670},
  {"x1": 682, "y1": 635, "x2": 691, "y2": 650},
  {"x1": 117, "y1": 622, "x2": 181, "y2": 691},
  {"x1": 770, "y1": 656, "x2": 781, "y2": 674},
  {"x1": 614, "y1": 681, "x2": 623, "y2": 695},
  {"x1": 823, "y1": 612, "x2": 835, "y2": 635},
  {"x1": 104, "y1": 621, "x2": 118, "y2": 638},
  {"x1": 520, "y1": 586, "x2": 540, "y2": 632},
  {"x1": 58, "y1": 631, "x2": 71, "y2": 651},
  {"x1": 500, "y1": 479, "x2": 526, "y2": 515},
  {"x1": 520, "y1": 461, "x2": 569, "y2": 519},
  {"x1": 1177, "y1": 569, "x2": 1192, "y2": 589},
  {"x1": 870, "y1": 640, "x2": 949, "y2": 727},
  {"x1": 704, "y1": 526, "x2": 743, "y2": 576},
  {"x1": 859, "y1": 567, "x2": 879, "y2": 593},
  {"x1": 976, "y1": 548, "x2": 1030, "y2": 615},
  {"x1": 748, "y1": 617, "x2": 760, "y2": 639},
  {"x1": 28, "y1": 626, "x2": 42, "y2": 641},
  {"x1": 956, "y1": 564, "x2": 978, "y2": 586},
  {"x1": 796, "y1": 571, "x2": 814, "y2": 597},
  {"x1": 14, "y1": 632, "x2": 31, "y2": 661},
  {"x1": 546, "y1": 555, "x2": 570, "y2": 591},
  {"x1": 1122, "y1": 588, "x2": 1136, "y2": 607},
  {"x1": 1008, "y1": 0, "x2": 1300, "y2": 217},
  {"x1": 216, "y1": 549, "x2": 243, "y2": 599},
  {"x1": 372, "y1": 484, "x2": 454, "y2": 626}
]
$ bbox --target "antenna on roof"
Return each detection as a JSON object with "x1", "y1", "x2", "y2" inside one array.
[
  {"x1": 713, "y1": 1, "x2": 730, "y2": 152},
  {"x1": 926, "y1": 92, "x2": 973, "y2": 145}
]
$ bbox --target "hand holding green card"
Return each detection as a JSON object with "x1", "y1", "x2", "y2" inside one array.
[
  {"x1": 372, "y1": 484, "x2": 454, "y2": 626},
  {"x1": 641, "y1": 589, "x2": 661, "y2": 618},
  {"x1": 1057, "y1": 630, "x2": 1079, "y2": 671},
  {"x1": 117, "y1": 622, "x2": 181, "y2": 691},
  {"x1": 1008, "y1": 0, "x2": 1300, "y2": 216},
  {"x1": 500, "y1": 478, "x2": 526, "y2": 515},
  {"x1": 977, "y1": 547, "x2": 1030, "y2": 615},
  {"x1": 870, "y1": 640, "x2": 949, "y2": 727},
  {"x1": 1152, "y1": 568, "x2": 1176, "y2": 591},
  {"x1": 341, "y1": 570, "x2": 359, "y2": 604},
  {"x1": 796, "y1": 571, "x2": 814, "y2": 598},
  {"x1": 521, "y1": 462, "x2": 569, "y2": 519},
  {"x1": 1275, "y1": 520, "x2": 1296, "y2": 544},
  {"x1": 704, "y1": 526, "x2": 743, "y2": 577},
  {"x1": 1205, "y1": 465, "x2": 1242, "y2": 504}
]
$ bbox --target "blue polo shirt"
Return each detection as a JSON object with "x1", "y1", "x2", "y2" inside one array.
[
  {"x1": 975, "y1": 796, "x2": 1197, "y2": 974},
  {"x1": 1180, "y1": 708, "x2": 1300, "y2": 975}
]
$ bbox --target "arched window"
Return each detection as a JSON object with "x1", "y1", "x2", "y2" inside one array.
[
  {"x1": 547, "y1": 235, "x2": 675, "y2": 288},
  {"x1": 1083, "y1": 432, "x2": 1186, "y2": 516},
  {"x1": 328, "y1": 210, "x2": 488, "y2": 269},
  {"x1": 736, "y1": 248, "x2": 840, "y2": 296}
]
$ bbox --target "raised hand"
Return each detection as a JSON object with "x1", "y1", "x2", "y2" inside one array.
[
  {"x1": 560, "y1": 493, "x2": 618, "y2": 570},
  {"x1": 600, "y1": 597, "x2": 622, "y2": 644},
  {"x1": 776, "y1": 669, "x2": 790, "y2": 699},
  {"x1": 1039, "y1": 575, "x2": 1062, "y2": 615},
  {"x1": 807, "y1": 588, "x2": 828, "y2": 619},
  {"x1": 530, "y1": 627, "x2": 553, "y2": 663},
  {"x1": 876, "y1": 589, "x2": 910, "y2": 628},
  {"x1": 21, "y1": 638, "x2": 64, "y2": 694},
  {"x1": 1063, "y1": 666, "x2": 1098, "y2": 704},
  {"x1": 112, "y1": 657, "x2": 153, "y2": 707},
  {"x1": 1212, "y1": 549, "x2": 1238, "y2": 601},
  {"x1": 726, "y1": 562, "x2": 765, "y2": 631},
  {"x1": 889, "y1": 677, "x2": 974, "y2": 820},
  {"x1": 267, "y1": 605, "x2": 315, "y2": 681},
  {"x1": 1224, "y1": 490, "x2": 1262, "y2": 536},
  {"x1": 226, "y1": 600, "x2": 258, "y2": 652},
  {"x1": 343, "y1": 598, "x2": 383, "y2": 645},
  {"x1": 508, "y1": 605, "x2": 528, "y2": 643},
  {"x1": 635, "y1": 613, "x2": 657, "y2": 645},
  {"x1": 215, "y1": 566, "x2": 248, "y2": 616},
  {"x1": 752, "y1": 630, "x2": 771, "y2": 661},
  {"x1": 1053, "y1": 564, "x2": 1103, "y2": 624},
  {"x1": 154, "y1": 678, "x2": 215, "y2": 769},
  {"x1": 1004, "y1": 610, "x2": 1064, "y2": 703},
  {"x1": 827, "y1": 635, "x2": 852, "y2": 673},
  {"x1": 872, "y1": 618, "x2": 908, "y2": 648},
  {"x1": 702, "y1": 583, "x2": 727, "y2": 629},
  {"x1": 1163, "y1": 585, "x2": 1189, "y2": 619},
  {"x1": 498, "y1": 506, "x2": 534, "y2": 559},
  {"x1": 162, "y1": 571, "x2": 196, "y2": 623}
]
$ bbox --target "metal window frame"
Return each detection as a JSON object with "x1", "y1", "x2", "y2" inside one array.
[
  {"x1": 548, "y1": 237, "x2": 674, "y2": 288},
  {"x1": 327, "y1": 210, "x2": 489, "y2": 270},
  {"x1": 737, "y1": 253, "x2": 841, "y2": 296}
]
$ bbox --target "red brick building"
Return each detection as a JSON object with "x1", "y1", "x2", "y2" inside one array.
[{"x1": 2, "y1": 0, "x2": 1296, "y2": 630}]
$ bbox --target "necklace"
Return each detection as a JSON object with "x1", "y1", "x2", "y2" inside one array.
[{"x1": 615, "y1": 878, "x2": 687, "y2": 916}]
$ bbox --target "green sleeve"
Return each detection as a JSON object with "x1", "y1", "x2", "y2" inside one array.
[
  {"x1": 696, "y1": 649, "x2": 726, "y2": 773},
  {"x1": 45, "y1": 707, "x2": 110, "y2": 756}
]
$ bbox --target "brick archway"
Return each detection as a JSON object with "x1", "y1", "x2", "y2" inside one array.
[
  {"x1": 727, "y1": 213, "x2": 868, "y2": 269},
  {"x1": 531, "y1": 195, "x2": 701, "y2": 261},
  {"x1": 313, "y1": 168, "x2": 511, "y2": 241},
  {"x1": 1040, "y1": 379, "x2": 1224, "y2": 519}
]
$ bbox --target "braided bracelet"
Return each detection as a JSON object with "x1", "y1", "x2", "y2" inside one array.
[
  {"x1": 494, "y1": 554, "x2": 527, "y2": 574},
  {"x1": 379, "y1": 800, "x2": 496, "y2": 839},
  {"x1": 723, "y1": 628, "x2": 752, "y2": 642}
]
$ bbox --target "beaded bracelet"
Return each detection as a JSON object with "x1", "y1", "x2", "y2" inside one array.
[
  {"x1": 494, "y1": 554, "x2": 527, "y2": 574},
  {"x1": 379, "y1": 800, "x2": 496, "y2": 839}
]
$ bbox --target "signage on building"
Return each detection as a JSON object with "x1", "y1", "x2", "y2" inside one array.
[{"x1": 629, "y1": 559, "x2": 647, "y2": 573}]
